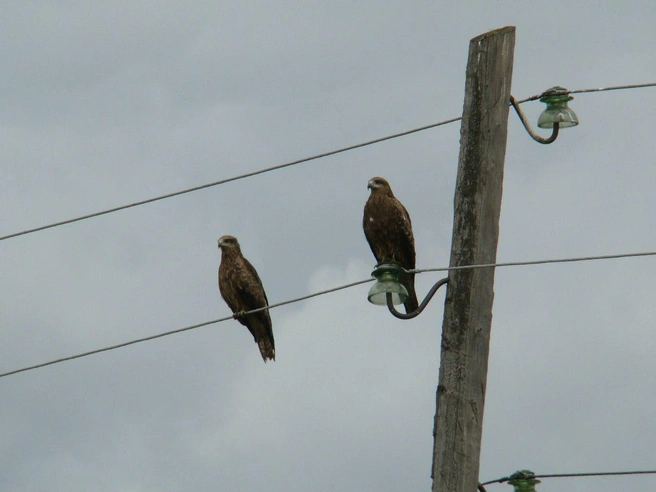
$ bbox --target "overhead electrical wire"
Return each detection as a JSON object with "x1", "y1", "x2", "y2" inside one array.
[
  {"x1": 1, "y1": 249, "x2": 653, "y2": 379},
  {"x1": 1, "y1": 81, "x2": 654, "y2": 243},
  {"x1": 414, "y1": 250, "x2": 656, "y2": 273},
  {"x1": 535, "y1": 470, "x2": 656, "y2": 480},
  {"x1": 515, "y1": 81, "x2": 656, "y2": 104},
  {"x1": 0, "y1": 119, "x2": 459, "y2": 242},
  {"x1": 0, "y1": 277, "x2": 373, "y2": 378},
  {"x1": 480, "y1": 469, "x2": 656, "y2": 487}
]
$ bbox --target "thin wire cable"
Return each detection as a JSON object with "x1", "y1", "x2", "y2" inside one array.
[
  {"x1": 481, "y1": 469, "x2": 656, "y2": 486},
  {"x1": 0, "y1": 119, "x2": 460, "y2": 242},
  {"x1": 413, "y1": 250, "x2": 656, "y2": 273},
  {"x1": 538, "y1": 470, "x2": 656, "y2": 480},
  {"x1": 515, "y1": 81, "x2": 656, "y2": 103},
  {"x1": 1, "y1": 249, "x2": 654, "y2": 379},
  {"x1": 0, "y1": 278, "x2": 373, "y2": 378},
  {"x1": 3, "y1": 80, "x2": 655, "y2": 243}
]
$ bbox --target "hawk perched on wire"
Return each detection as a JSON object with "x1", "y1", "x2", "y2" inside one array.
[
  {"x1": 363, "y1": 176, "x2": 418, "y2": 314},
  {"x1": 218, "y1": 235, "x2": 275, "y2": 362}
]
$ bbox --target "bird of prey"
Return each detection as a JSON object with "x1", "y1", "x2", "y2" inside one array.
[
  {"x1": 363, "y1": 176, "x2": 418, "y2": 314},
  {"x1": 218, "y1": 235, "x2": 275, "y2": 362}
]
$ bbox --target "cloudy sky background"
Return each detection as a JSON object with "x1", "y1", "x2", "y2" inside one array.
[{"x1": 1, "y1": 2, "x2": 655, "y2": 491}]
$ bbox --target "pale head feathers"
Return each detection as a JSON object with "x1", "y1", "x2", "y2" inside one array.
[
  {"x1": 218, "y1": 235, "x2": 240, "y2": 251},
  {"x1": 367, "y1": 176, "x2": 394, "y2": 196}
]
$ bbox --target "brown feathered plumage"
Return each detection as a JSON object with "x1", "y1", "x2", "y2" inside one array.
[
  {"x1": 218, "y1": 235, "x2": 275, "y2": 362},
  {"x1": 363, "y1": 177, "x2": 418, "y2": 314}
]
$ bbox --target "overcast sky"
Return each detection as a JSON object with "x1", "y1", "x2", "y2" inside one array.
[{"x1": 1, "y1": 2, "x2": 655, "y2": 492}]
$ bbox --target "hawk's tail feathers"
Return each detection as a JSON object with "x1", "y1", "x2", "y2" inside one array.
[
  {"x1": 403, "y1": 272, "x2": 419, "y2": 315},
  {"x1": 258, "y1": 338, "x2": 276, "y2": 362}
]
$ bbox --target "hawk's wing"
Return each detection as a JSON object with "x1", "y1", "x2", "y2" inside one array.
[
  {"x1": 363, "y1": 193, "x2": 418, "y2": 313},
  {"x1": 219, "y1": 256, "x2": 275, "y2": 361},
  {"x1": 363, "y1": 193, "x2": 415, "y2": 269}
]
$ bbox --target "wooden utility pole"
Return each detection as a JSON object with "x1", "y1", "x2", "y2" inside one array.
[{"x1": 431, "y1": 26, "x2": 515, "y2": 492}]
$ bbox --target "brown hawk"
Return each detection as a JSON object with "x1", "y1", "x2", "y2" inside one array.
[
  {"x1": 218, "y1": 235, "x2": 275, "y2": 362},
  {"x1": 363, "y1": 176, "x2": 418, "y2": 314}
]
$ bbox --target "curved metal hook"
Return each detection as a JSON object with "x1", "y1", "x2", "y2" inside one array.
[
  {"x1": 510, "y1": 95, "x2": 559, "y2": 144},
  {"x1": 386, "y1": 276, "x2": 450, "y2": 320}
]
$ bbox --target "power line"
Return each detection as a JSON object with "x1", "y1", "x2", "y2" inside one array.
[
  {"x1": 0, "y1": 317, "x2": 228, "y2": 379},
  {"x1": 1, "y1": 249, "x2": 653, "y2": 379},
  {"x1": 481, "y1": 469, "x2": 656, "y2": 487},
  {"x1": 0, "y1": 119, "x2": 459, "y2": 242},
  {"x1": 0, "y1": 278, "x2": 372, "y2": 379},
  {"x1": 413, "y1": 250, "x2": 656, "y2": 273},
  {"x1": 538, "y1": 470, "x2": 656, "y2": 480},
  {"x1": 515, "y1": 81, "x2": 656, "y2": 103},
  {"x1": 2, "y1": 81, "x2": 654, "y2": 243}
]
